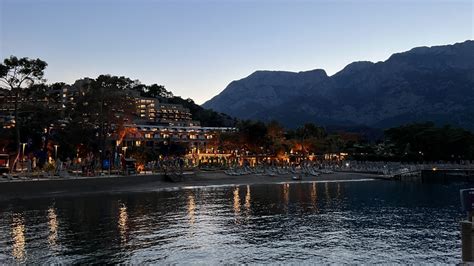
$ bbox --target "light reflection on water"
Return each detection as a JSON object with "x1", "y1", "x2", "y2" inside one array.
[
  {"x1": 311, "y1": 182, "x2": 318, "y2": 211},
  {"x1": 187, "y1": 194, "x2": 195, "y2": 225},
  {"x1": 48, "y1": 206, "x2": 58, "y2": 249},
  {"x1": 118, "y1": 202, "x2": 128, "y2": 244},
  {"x1": 0, "y1": 180, "x2": 467, "y2": 263},
  {"x1": 325, "y1": 182, "x2": 330, "y2": 202},
  {"x1": 245, "y1": 185, "x2": 251, "y2": 211},
  {"x1": 233, "y1": 187, "x2": 241, "y2": 216},
  {"x1": 283, "y1": 183, "x2": 290, "y2": 211},
  {"x1": 11, "y1": 213, "x2": 25, "y2": 262}
]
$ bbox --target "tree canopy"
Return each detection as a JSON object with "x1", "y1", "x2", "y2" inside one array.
[
  {"x1": 0, "y1": 56, "x2": 48, "y2": 151},
  {"x1": 0, "y1": 56, "x2": 48, "y2": 90},
  {"x1": 385, "y1": 122, "x2": 474, "y2": 161}
]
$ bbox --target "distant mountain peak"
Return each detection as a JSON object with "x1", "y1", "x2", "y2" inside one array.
[
  {"x1": 388, "y1": 40, "x2": 474, "y2": 60},
  {"x1": 247, "y1": 69, "x2": 327, "y2": 78},
  {"x1": 333, "y1": 61, "x2": 374, "y2": 77},
  {"x1": 298, "y1": 69, "x2": 328, "y2": 77},
  {"x1": 203, "y1": 40, "x2": 474, "y2": 130}
]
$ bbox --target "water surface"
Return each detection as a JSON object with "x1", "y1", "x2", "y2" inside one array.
[{"x1": 0, "y1": 180, "x2": 466, "y2": 263}]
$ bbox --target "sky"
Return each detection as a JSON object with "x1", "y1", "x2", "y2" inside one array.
[{"x1": 1, "y1": 0, "x2": 473, "y2": 104}]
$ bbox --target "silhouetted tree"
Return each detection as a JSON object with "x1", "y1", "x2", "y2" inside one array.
[{"x1": 0, "y1": 56, "x2": 47, "y2": 152}]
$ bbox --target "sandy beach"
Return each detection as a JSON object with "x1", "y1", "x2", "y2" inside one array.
[{"x1": 0, "y1": 171, "x2": 386, "y2": 201}]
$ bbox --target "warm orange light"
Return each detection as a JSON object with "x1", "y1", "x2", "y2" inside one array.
[
  {"x1": 245, "y1": 185, "x2": 251, "y2": 210},
  {"x1": 11, "y1": 213, "x2": 25, "y2": 262},
  {"x1": 116, "y1": 127, "x2": 140, "y2": 146},
  {"x1": 118, "y1": 202, "x2": 128, "y2": 243},
  {"x1": 137, "y1": 163, "x2": 145, "y2": 172},
  {"x1": 233, "y1": 187, "x2": 241, "y2": 215},
  {"x1": 188, "y1": 194, "x2": 196, "y2": 225},
  {"x1": 48, "y1": 207, "x2": 58, "y2": 248}
]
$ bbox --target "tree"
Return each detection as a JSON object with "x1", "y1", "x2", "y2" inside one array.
[
  {"x1": 266, "y1": 120, "x2": 286, "y2": 156},
  {"x1": 385, "y1": 122, "x2": 474, "y2": 161},
  {"x1": 293, "y1": 123, "x2": 326, "y2": 155},
  {"x1": 141, "y1": 84, "x2": 173, "y2": 98},
  {"x1": 237, "y1": 120, "x2": 268, "y2": 153},
  {"x1": 67, "y1": 75, "x2": 137, "y2": 161},
  {"x1": 0, "y1": 56, "x2": 48, "y2": 153}
]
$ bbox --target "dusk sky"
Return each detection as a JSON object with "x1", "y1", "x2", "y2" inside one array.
[{"x1": 1, "y1": 0, "x2": 473, "y2": 104}]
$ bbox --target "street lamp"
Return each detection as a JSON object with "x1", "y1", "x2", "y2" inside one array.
[
  {"x1": 54, "y1": 145, "x2": 59, "y2": 160},
  {"x1": 20, "y1": 143, "x2": 27, "y2": 159}
]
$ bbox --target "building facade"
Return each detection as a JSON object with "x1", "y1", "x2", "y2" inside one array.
[
  {"x1": 136, "y1": 97, "x2": 200, "y2": 127},
  {"x1": 117, "y1": 124, "x2": 234, "y2": 148},
  {"x1": 0, "y1": 80, "x2": 235, "y2": 159}
]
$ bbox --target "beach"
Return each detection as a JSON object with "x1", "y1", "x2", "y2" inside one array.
[{"x1": 0, "y1": 171, "x2": 385, "y2": 201}]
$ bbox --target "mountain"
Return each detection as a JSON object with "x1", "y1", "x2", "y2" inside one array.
[
  {"x1": 204, "y1": 69, "x2": 329, "y2": 119},
  {"x1": 203, "y1": 40, "x2": 474, "y2": 130}
]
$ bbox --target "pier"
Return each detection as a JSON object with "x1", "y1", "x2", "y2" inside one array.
[{"x1": 391, "y1": 167, "x2": 474, "y2": 182}]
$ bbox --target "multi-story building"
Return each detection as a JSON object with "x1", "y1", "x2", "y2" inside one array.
[
  {"x1": 114, "y1": 124, "x2": 236, "y2": 164},
  {"x1": 135, "y1": 97, "x2": 199, "y2": 127},
  {"x1": 1, "y1": 80, "x2": 236, "y2": 158},
  {"x1": 116, "y1": 95, "x2": 233, "y2": 159},
  {"x1": 0, "y1": 89, "x2": 47, "y2": 114},
  {"x1": 0, "y1": 89, "x2": 15, "y2": 114},
  {"x1": 0, "y1": 88, "x2": 60, "y2": 121},
  {"x1": 1, "y1": 80, "x2": 198, "y2": 128},
  {"x1": 117, "y1": 124, "x2": 234, "y2": 148},
  {"x1": 136, "y1": 97, "x2": 157, "y2": 123},
  {"x1": 156, "y1": 103, "x2": 196, "y2": 126}
]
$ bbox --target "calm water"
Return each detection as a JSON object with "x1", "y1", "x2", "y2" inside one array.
[{"x1": 0, "y1": 180, "x2": 467, "y2": 263}]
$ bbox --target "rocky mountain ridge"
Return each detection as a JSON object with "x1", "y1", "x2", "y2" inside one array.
[{"x1": 203, "y1": 40, "x2": 474, "y2": 130}]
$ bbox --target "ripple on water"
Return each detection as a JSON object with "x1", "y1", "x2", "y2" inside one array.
[{"x1": 0, "y1": 180, "x2": 467, "y2": 264}]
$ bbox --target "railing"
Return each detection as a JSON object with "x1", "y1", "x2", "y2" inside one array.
[{"x1": 336, "y1": 161, "x2": 474, "y2": 177}]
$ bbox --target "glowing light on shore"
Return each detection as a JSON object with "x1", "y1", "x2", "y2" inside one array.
[
  {"x1": 48, "y1": 207, "x2": 58, "y2": 248},
  {"x1": 118, "y1": 202, "x2": 128, "y2": 243},
  {"x1": 11, "y1": 213, "x2": 26, "y2": 262},
  {"x1": 116, "y1": 127, "x2": 140, "y2": 146}
]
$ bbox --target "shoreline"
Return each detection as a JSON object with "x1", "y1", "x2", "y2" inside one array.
[{"x1": 0, "y1": 171, "x2": 387, "y2": 201}]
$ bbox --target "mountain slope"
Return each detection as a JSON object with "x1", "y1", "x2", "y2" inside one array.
[
  {"x1": 203, "y1": 40, "x2": 474, "y2": 129},
  {"x1": 204, "y1": 69, "x2": 328, "y2": 119}
]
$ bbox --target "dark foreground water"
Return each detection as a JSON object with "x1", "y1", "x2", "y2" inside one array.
[{"x1": 0, "y1": 180, "x2": 467, "y2": 263}]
